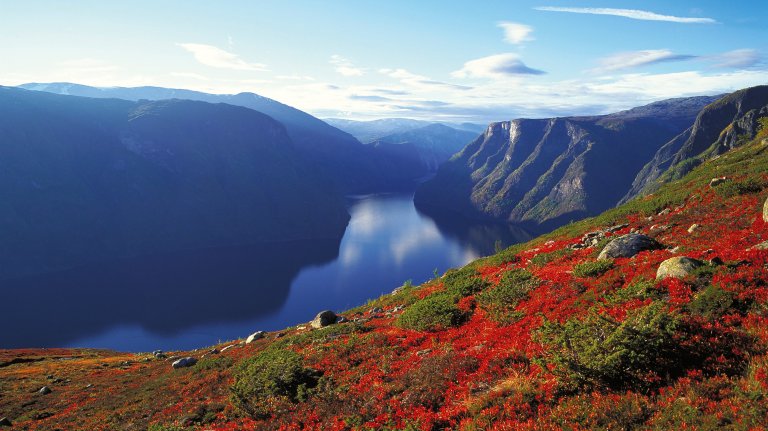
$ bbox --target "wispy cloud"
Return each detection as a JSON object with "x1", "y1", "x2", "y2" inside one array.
[
  {"x1": 535, "y1": 7, "x2": 716, "y2": 24},
  {"x1": 498, "y1": 22, "x2": 534, "y2": 44},
  {"x1": 349, "y1": 94, "x2": 392, "y2": 102},
  {"x1": 380, "y1": 68, "x2": 473, "y2": 90},
  {"x1": 595, "y1": 49, "x2": 698, "y2": 72},
  {"x1": 330, "y1": 55, "x2": 365, "y2": 77},
  {"x1": 452, "y1": 53, "x2": 545, "y2": 79},
  {"x1": 711, "y1": 49, "x2": 762, "y2": 68},
  {"x1": 177, "y1": 43, "x2": 268, "y2": 71}
]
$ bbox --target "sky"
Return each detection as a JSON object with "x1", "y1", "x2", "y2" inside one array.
[{"x1": 1, "y1": 0, "x2": 767, "y2": 122}]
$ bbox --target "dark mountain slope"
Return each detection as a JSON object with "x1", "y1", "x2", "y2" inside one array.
[
  {"x1": 371, "y1": 123, "x2": 477, "y2": 172},
  {"x1": 624, "y1": 85, "x2": 768, "y2": 201},
  {"x1": 0, "y1": 87, "x2": 349, "y2": 278},
  {"x1": 19, "y1": 83, "x2": 421, "y2": 193},
  {"x1": 414, "y1": 96, "x2": 717, "y2": 230}
]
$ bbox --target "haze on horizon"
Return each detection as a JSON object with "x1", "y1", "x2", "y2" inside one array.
[{"x1": 2, "y1": 0, "x2": 767, "y2": 122}]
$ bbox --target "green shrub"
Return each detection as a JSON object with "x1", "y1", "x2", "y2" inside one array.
[
  {"x1": 536, "y1": 302, "x2": 684, "y2": 391},
  {"x1": 572, "y1": 259, "x2": 614, "y2": 278},
  {"x1": 397, "y1": 293, "x2": 466, "y2": 331},
  {"x1": 715, "y1": 178, "x2": 768, "y2": 198},
  {"x1": 147, "y1": 425, "x2": 184, "y2": 431},
  {"x1": 686, "y1": 285, "x2": 736, "y2": 319},
  {"x1": 441, "y1": 268, "x2": 490, "y2": 297},
  {"x1": 529, "y1": 248, "x2": 572, "y2": 267},
  {"x1": 606, "y1": 279, "x2": 662, "y2": 304},
  {"x1": 477, "y1": 269, "x2": 538, "y2": 324},
  {"x1": 197, "y1": 355, "x2": 234, "y2": 371},
  {"x1": 230, "y1": 347, "x2": 321, "y2": 418}
]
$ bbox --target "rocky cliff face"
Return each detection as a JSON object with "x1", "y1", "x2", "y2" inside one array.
[
  {"x1": 624, "y1": 85, "x2": 768, "y2": 201},
  {"x1": 0, "y1": 87, "x2": 350, "y2": 278},
  {"x1": 415, "y1": 96, "x2": 717, "y2": 230}
]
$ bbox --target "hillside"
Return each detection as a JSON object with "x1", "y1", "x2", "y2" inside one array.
[
  {"x1": 0, "y1": 87, "x2": 349, "y2": 279},
  {"x1": 19, "y1": 83, "x2": 423, "y2": 193},
  {"x1": 371, "y1": 124, "x2": 478, "y2": 172},
  {"x1": 414, "y1": 95, "x2": 719, "y2": 231},
  {"x1": 2, "y1": 112, "x2": 768, "y2": 430},
  {"x1": 325, "y1": 118, "x2": 485, "y2": 144}
]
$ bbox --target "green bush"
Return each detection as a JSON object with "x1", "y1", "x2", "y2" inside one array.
[
  {"x1": 441, "y1": 268, "x2": 490, "y2": 297},
  {"x1": 715, "y1": 178, "x2": 768, "y2": 198},
  {"x1": 606, "y1": 278, "x2": 662, "y2": 304},
  {"x1": 573, "y1": 259, "x2": 614, "y2": 278},
  {"x1": 230, "y1": 347, "x2": 321, "y2": 418},
  {"x1": 397, "y1": 293, "x2": 466, "y2": 331},
  {"x1": 686, "y1": 285, "x2": 736, "y2": 319},
  {"x1": 537, "y1": 302, "x2": 684, "y2": 391},
  {"x1": 529, "y1": 248, "x2": 572, "y2": 267},
  {"x1": 477, "y1": 269, "x2": 538, "y2": 324},
  {"x1": 197, "y1": 355, "x2": 234, "y2": 371}
]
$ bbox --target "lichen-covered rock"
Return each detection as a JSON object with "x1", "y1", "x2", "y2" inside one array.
[
  {"x1": 311, "y1": 310, "x2": 338, "y2": 329},
  {"x1": 656, "y1": 257, "x2": 705, "y2": 280},
  {"x1": 245, "y1": 331, "x2": 265, "y2": 344},
  {"x1": 598, "y1": 234, "x2": 663, "y2": 260},
  {"x1": 171, "y1": 357, "x2": 197, "y2": 369},
  {"x1": 763, "y1": 196, "x2": 768, "y2": 222}
]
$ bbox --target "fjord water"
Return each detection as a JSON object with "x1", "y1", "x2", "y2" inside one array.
[{"x1": 0, "y1": 193, "x2": 530, "y2": 351}]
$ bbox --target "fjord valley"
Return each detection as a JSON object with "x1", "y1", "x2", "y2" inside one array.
[{"x1": 4, "y1": 1, "x2": 768, "y2": 430}]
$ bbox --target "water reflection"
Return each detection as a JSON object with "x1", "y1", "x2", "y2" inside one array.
[{"x1": 2, "y1": 193, "x2": 532, "y2": 351}]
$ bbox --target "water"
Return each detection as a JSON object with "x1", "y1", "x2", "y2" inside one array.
[{"x1": 1, "y1": 193, "x2": 531, "y2": 351}]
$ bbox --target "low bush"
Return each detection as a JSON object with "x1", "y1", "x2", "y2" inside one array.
[
  {"x1": 477, "y1": 269, "x2": 538, "y2": 324},
  {"x1": 573, "y1": 259, "x2": 614, "y2": 278},
  {"x1": 397, "y1": 293, "x2": 466, "y2": 331}
]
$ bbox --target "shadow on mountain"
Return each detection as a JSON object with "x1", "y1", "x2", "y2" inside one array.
[
  {"x1": 415, "y1": 203, "x2": 533, "y2": 256},
  {"x1": 0, "y1": 239, "x2": 341, "y2": 348}
]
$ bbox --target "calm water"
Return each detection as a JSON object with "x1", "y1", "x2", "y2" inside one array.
[{"x1": 1, "y1": 193, "x2": 530, "y2": 351}]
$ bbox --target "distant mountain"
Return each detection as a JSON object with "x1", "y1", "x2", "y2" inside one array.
[
  {"x1": 372, "y1": 123, "x2": 477, "y2": 172},
  {"x1": 325, "y1": 117, "x2": 486, "y2": 143},
  {"x1": 0, "y1": 87, "x2": 350, "y2": 278},
  {"x1": 19, "y1": 83, "x2": 421, "y2": 193},
  {"x1": 415, "y1": 95, "x2": 719, "y2": 230},
  {"x1": 623, "y1": 85, "x2": 768, "y2": 201}
]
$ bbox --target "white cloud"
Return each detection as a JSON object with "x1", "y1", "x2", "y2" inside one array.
[
  {"x1": 498, "y1": 22, "x2": 534, "y2": 44},
  {"x1": 594, "y1": 49, "x2": 697, "y2": 72},
  {"x1": 711, "y1": 49, "x2": 762, "y2": 68},
  {"x1": 330, "y1": 55, "x2": 364, "y2": 76},
  {"x1": 379, "y1": 68, "x2": 472, "y2": 90},
  {"x1": 452, "y1": 53, "x2": 545, "y2": 79},
  {"x1": 535, "y1": 7, "x2": 716, "y2": 23},
  {"x1": 176, "y1": 43, "x2": 268, "y2": 71}
]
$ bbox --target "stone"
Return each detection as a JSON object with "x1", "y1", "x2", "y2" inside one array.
[
  {"x1": 311, "y1": 310, "x2": 338, "y2": 329},
  {"x1": 369, "y1": 307, "x2": 383, "y2": 314},
  {"x1": 0, "y1": 417, "x2": 11, "y2": 427},
  {"x1": 171, "y1": 357, "x2": 197, "y2": 369},
  {"x1": 764, "y1": 196, "x2": 768, "y2": 223},
  {"x1": 656, "y1": 257, "x2": 705, "y2": 280},
  {"x1": 709, "y1": 177, "x2": 728, "y2": 187},
  {"x1": 688, "y1": 224, "x2": 699, "y2": 233},
  {"x1": 657, "y1": 208, "x2": 671, "y2": 216},
  {"x1": 598, "y1": 234, "x2": 663, "y2": 260},
  {"x1": 749, "y1": 240, "x2": 768, "y2": 250},
  {"x1": 245, "y1": 331, "x2": 265, "y2": 344},
  {"x1": 39, "y1": 386, "x2": 52, "y2": 395},
  {"x1": 220, "y1": 345, "x2": 236, "y2": 352}
]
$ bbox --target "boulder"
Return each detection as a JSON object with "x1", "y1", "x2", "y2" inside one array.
[
  {"x1": 709, "y1": 177, "x2": 728, "y2": 187},
  {"x1": 39, "y1": 386, "x2": 52, "y2": 395},
  {"x1": 764, "y1": 196, "x2": 768, "y2": 222},
  {"x1": 311, "y1": 310, "x2": 338, "y2": 329},
  {"x1": 0, "y1": 417, "x2": 12, "y2": 427},
  {"x1": 171, "y1": 357, "x2": 197, "y2": 369},
  {"x1": 750, "y1": 240, "x2": 768, "y2": 251},
  {"x1": 245, "y1": 331, "x2": 265, "y2": 344},
  {"x1": 598, "y1": 234, "x2": 663, "y2": 260},
  {"x1": 656, "y1": 257, "x2": 705, "y2": 280},
  {"x1": 687, "y1": 224, "x2": 699, "y2": 233}
]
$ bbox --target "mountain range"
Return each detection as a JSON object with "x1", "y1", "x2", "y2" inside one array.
[{"x1": 0, "y1": 86, "x2": 350, "y2": 278}]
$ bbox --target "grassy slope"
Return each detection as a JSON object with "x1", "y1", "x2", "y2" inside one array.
[{"x1": 2, "y1": 129, "x2": 768, "y2": 430}]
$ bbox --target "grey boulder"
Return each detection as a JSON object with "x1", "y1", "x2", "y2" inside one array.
[
  {"x1": 656, "y1": 257, "x2": 705, "y2": 280},
  {"x1": 171, "y1": 357, "x2": 197, "y2": 369},
  {"x1": 311, "y1": 310, "x2": 338, "y2": 329},
  {"x1": 598, "y1": 234, "x2": 663, "y2": 260}
]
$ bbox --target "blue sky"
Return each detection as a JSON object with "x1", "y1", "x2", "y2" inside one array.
[{"x1": 2, "y1": 0, "x2": 767, "y2": 121}]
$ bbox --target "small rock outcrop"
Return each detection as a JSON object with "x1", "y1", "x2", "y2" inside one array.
[
  {"x1": 39, "y1": 386, "x2": 52, "y2": 395},
  {"x1": 598, "y1": 234, "x2": 663, "y2": 260},
  {"x1": 709, "y1": 177, "x2": 728, "y2": 187},
  {"x1": 0, "y1": 417, "x2": 12, "y2": 427},
  {"x1": 171, "y1": 357, "x2": 197, "y2": 369},
  {"x1": 688, "y1": 224, "x2": 699, "y2": 233},
  {"x1": 246, "y1": 331, "x2": 265, "y2": 344},
  {"x1": 311, "y1": 310, "x2": 338, "y2": 329},
  {"x1": 656, "y1": 257, "x2": 705, "y2": 280}
]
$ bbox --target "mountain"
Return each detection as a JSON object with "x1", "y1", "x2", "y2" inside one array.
[
  {"x1": 623, "y1": 85, "x2": 768, "y2": 202},
  {"x1": 371, "y1": 123, "x2": 477, "y2": 172},
  {"x1": 4, "y1": 110, "x2": 768, "y2": 430},
  {"x1": 0, "y1": 87, "x2": 349, "y2": 278},
  {"x1": 414, "y1": 95, "x2": 719, "y2": 230},
  {"x1": 19, "y1": 83, "x2": 421, "y2": 193},
  {"x1": 325, "y1": 117, "x2": 486, "y2": 143}
]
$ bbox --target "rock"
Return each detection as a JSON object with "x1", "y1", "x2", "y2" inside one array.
[
  {"x1": 709, "y1": 257, "x2": 724, "y2": 266},
  {"x1": 607, "y1": 223, "x2": 629, "y2": 233},
  {"x1": 598, "y1": 234, "x2": 664, "y2": 260},
  {"x1": 656, "y1": 257, "x2": 705, "y2": 280},
  {"x1": 750, "y1": 240, "x2": 768, "y2": 250},
  {"x1": 369, "y1": 307, "x2": 383, "y2": 314},
  {"x1": 687, "y1": 224, "x2": 699, "y2": 233},
  {"x1": 709, "y1": 177, "x2": 728, "y2": 187},
  {"x1": 0, "y1": 417, "x2": 11, "y2": 427},
  {"x1": 657, "y1": 208, "x2": 671, "y2": 216},
  {"x1": 311, "y1": 310, "x2": 338, "y2": 329},
  {"x1": 335, "y1": 315, "x2": 347, "y2": 323},
  {"x1": 245, "y1": 331, "x2": 265, "y2": 344},
  {"x1": 39, "y1": 386, "x2": 52, "y2": 395},
  {"x1": 220, "y1": 345, "x2": 236, "y2": 352},
  {"x1": 208, "y1": 348, "x2": 220, "y2": 355},
  {"x1": 764, "y1": 196, "x2": 768, "y2": 223},
  {"x1": 171, "y1": 357, "x2": 197, "y2": 369},
  {"x1": 85, "y1": 384, "x2": 93, "y2": 389}
]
